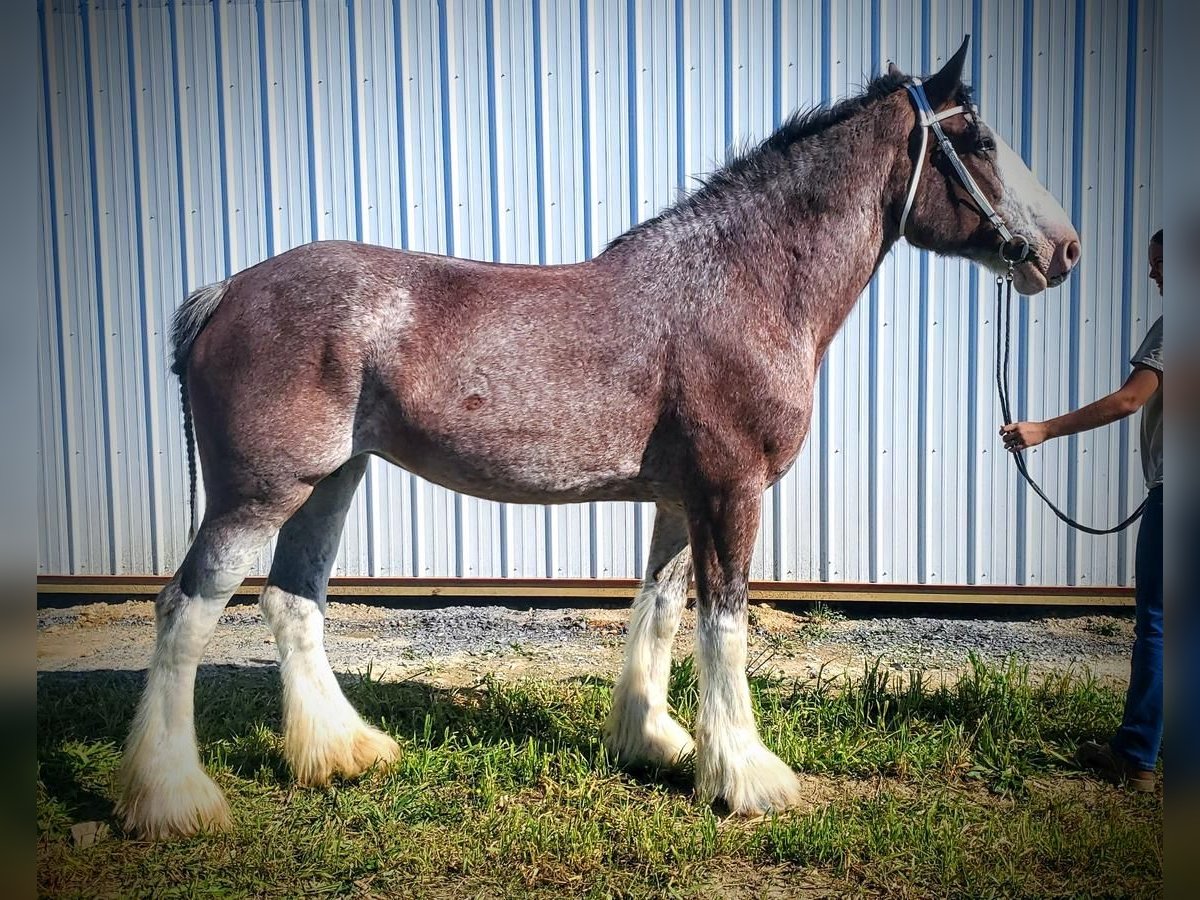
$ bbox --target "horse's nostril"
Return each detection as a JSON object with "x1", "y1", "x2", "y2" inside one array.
[{"x1": 1050, "y1": 238, "x2": 1082, "y2": 278}]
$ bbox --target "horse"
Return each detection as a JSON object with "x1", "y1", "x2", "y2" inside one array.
[{"x1": 116, "y1": 36, "x2": 1080, "y2": 838}]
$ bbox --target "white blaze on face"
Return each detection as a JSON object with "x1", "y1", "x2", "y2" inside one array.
[{"x1": 990, "y1": 131, "x2": 1079, "y2": 294}]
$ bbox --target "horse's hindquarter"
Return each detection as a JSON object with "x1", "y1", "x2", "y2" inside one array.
[{"x1": 361, "y1": 253, "x2": 668, "y2": 503}]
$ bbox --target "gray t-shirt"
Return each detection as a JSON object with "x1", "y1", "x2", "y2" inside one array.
[{"x1": 1130, "y1": 316, "x2": 1163, "y2": 489}]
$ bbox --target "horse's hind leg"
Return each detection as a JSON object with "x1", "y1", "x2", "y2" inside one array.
[
  {"x1": 258, "y1": 457, "x2": 400, "y2": 786},
  {"x1": 117, "y1": 492, "x2": 309, "y2": 839},
  {"x1": 603, "y1": 503, "x2": 695, "y2": 767}
]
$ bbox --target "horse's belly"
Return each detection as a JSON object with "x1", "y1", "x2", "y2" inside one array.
[{"x1": 366, "y1": 410, "x2": 657, "y2": 504}]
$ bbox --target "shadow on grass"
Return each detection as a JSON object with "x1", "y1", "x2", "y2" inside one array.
[
  {"x1": 37, "y1": 662, "x2": 617, "y2": 757},
  {"x1": 38, "y1": 663, "x2": 690, "y2": 828}
]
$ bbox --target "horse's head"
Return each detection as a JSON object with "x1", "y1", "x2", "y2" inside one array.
[{"x1": 888, "y1": 36, "x2": 1081, "y2": 295}]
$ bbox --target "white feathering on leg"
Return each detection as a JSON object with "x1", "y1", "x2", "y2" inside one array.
[
  {"x1": 260, "y1": 587, "x2": 399, "y2": 785},
  {"x1": 117, "y1": 581, "x2": 232, "y2": 839},
  {"x1": 694, "y1": 608, "x2": 804, "y2": 816},
  {"x1": 604, "y1": 543, "x2": 694, "y2": 767}
]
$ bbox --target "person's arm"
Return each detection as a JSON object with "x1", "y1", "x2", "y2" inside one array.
[{"x1": 999, "y1": 366, "x2": 1161, "y2": 452}]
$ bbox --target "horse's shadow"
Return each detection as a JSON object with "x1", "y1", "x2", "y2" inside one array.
[{"x1": 36, "y1": 664, "x2": 694, "y2": 827}]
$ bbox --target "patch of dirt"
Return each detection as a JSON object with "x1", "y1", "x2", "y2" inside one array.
[
  {"x1": 36, "y1": 598, "x2": 1135, "y2": 691},
  {"x1": 696, "y1": 861, "x2": 843, "y2": 899}
]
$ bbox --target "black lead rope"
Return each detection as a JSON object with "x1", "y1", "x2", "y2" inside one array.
[{"x1": 994, "y1": 270, "x2": 1147, "y2": 535}]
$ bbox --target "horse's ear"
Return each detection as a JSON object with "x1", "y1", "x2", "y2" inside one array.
[
  {"x1": 923, "y1": 35, "x2": 970, "y2": 108},
  {"x1": 887, "y1": 60, "x2": 904, "y2": 79}
]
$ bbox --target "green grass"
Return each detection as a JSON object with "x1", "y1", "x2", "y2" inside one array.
[{"x1": 37, "y1": 656, "x2": 1160, "y2": 898}]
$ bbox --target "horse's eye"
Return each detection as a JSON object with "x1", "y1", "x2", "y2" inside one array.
[{"x1": 975, "y1": 135, "x2": 996, "y2": 156}]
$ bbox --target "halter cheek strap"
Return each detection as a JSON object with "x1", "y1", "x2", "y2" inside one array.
[{"x1": 899, "y1": 78, "x2": 1025, "y2": 261}]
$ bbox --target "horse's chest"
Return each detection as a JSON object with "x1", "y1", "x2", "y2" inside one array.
[
  {"x1": 705, "y1": 365, "x2": 816, "y2": 484},
  {"x1": 759, "y1": 403, "x2": 813, "y2": 482}
]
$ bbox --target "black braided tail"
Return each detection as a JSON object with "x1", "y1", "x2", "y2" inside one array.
[{"x1": 180, "y1": 376, "x2": 198, "y2": 542}]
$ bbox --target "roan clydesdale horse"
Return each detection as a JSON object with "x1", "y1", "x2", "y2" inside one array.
[{"x1": 118, "y1": 37, "x2": 1080, "y2": 837}]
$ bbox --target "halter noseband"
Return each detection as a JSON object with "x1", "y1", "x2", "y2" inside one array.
[{"x1": 899, "y1": 78, "x2": 1029, "y2": 264}]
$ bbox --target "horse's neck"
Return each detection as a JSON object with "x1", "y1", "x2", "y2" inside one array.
[
  {"x1": 771, "y1": 123, "x2": 905, "y2": 355},
  {"x1": 603, "y1": 100, "x2": 906, "y2": 356}
]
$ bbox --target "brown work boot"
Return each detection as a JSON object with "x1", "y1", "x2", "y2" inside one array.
[{"x1": 1076, "y1": 741, "x2": 1156, "y2": 792}]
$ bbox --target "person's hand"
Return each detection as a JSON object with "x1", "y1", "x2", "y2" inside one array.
[{"x1": 999, "y1": 421, "x2": 1049, "y2": 452}]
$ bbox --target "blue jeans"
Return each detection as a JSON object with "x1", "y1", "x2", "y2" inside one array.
[{"x1": 1111, "y1": 484, "x2": 1164, "y2": 772}]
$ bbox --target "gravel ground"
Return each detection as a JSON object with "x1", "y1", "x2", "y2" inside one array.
[
  {"x1": 828, "y1": 612, "x2": 1133, "y2": 671},
  {"x1": 36, "y1": 598, "x2": 1135, "y2": 687}
]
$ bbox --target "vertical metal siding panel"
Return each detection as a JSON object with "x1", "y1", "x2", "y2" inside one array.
[
  {"x1": 966, "y1": 0, "x2": 991, "y2": 585},
  {"x1": 53, "y1": 5, "x2": 111, "y2": 574},
  {"x1": 1018, "y1": 0, "x2": 1071, "y2": 585},
  {"x1": 1144, "y1": 0, "x2": 1161, "y2": 259},
  {"x1": 226, "y1": 1, "x2": 268, "y2": 270},
  {"x1": 974, "y1": 0, "x2": 1021, "y2": 587},
  {"x1": 38, "y1": 16, "x2": 71, "y2": 574},
  {"x1": 684, "y1": 0, "x2": 723, "y2": 179},
  {"x1": 116, "y1": 1, "x2": 162, "y2": 575},
  {"x1": 1075, "y1": 4, "x2": 1123, "y2": 586},
  {"x1": 267, "y1": 0, "x2": 312, "y2": 252},
  {"x1": 39, "y1": 3, "x2": 72, "y2": 575},
  {"x1": 584, "y1": 0, "x2": 605, "y2": 577},
  {"x1": 311, "y1": 0, "x2": 353, "y2": 242},
  {"x1": 38, "y1": 227, "x2": 69, "y2": 574},
  {"x1": 1063, "y1": 0, "x2": 1086, "y2": 585},
  {"x1": 90, "y1": 3, "x2": 141, "y2": 576},
  {"x1": 133, "y1": 1, "x2": 186, "y2": 573},
  {"x1": 431, "y1": 0, "x2": 461, "y2": 577},
  {"x1": 348, "y1": 0, "x2": 377, "y2": 577}
]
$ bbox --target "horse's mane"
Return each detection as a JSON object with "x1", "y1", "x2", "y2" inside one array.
[{"x1": 605, "y1": 72, "x2": 974, "y2": 252}]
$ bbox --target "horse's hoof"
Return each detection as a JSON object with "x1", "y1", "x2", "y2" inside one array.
[
  {"x1": 604, "y1": 709, "x2": 695, "y2": 769},
  {"x1": 116, "y1": 764, "x2": 232, "y2": 840},
  {"x1": 287, "y1": 718, "x2": 401, "y2": 786},
  {"x1": 695, "y1": 734, "x2": 805, "y2": 816}
]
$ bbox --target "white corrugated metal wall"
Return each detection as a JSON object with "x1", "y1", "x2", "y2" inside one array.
[{"x1": 37, "y1": 0, "x2": 1161, "y2": 587}]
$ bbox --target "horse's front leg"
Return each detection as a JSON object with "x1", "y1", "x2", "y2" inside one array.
[{"x1": 687, "y1": 486, "x2": 805, "y2": 815}]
